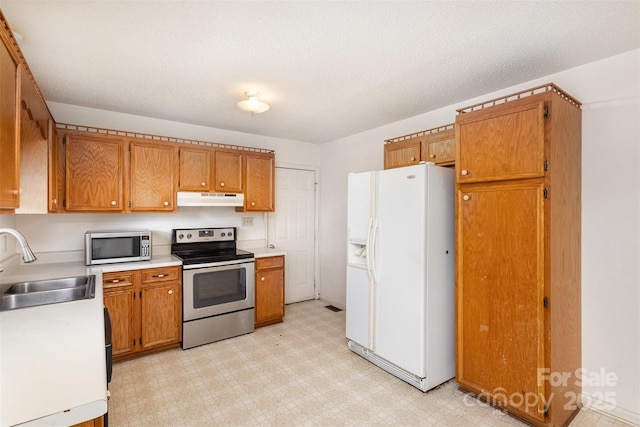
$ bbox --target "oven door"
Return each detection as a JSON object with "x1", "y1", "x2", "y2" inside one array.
[{"x1": 182, "y1": 260, "x2": 255, "y2": 321}]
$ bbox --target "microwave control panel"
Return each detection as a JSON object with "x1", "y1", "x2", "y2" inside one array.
[{"x1": 141, "y1": 235, "x2": 151, "y2": 257}]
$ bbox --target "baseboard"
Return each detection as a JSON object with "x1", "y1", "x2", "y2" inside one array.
[
  {"x1": 581, "y1": 392, "x2": 640, "y2": 426},
  {"x1": 317, "y1": 295, "x2": 345, "y2": 311}
]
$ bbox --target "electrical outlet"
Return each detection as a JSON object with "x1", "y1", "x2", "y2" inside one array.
[{"x1": 242, "y1": 217, "x2": 254, "y2": 227}]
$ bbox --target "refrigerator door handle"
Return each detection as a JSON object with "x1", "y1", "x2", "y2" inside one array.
[
  {"x1": 365, "y1": 217, "x2": 374, "y2": 281},
  {"x1": 370, "y1": 218, "x2": 379, "y2": 284}
]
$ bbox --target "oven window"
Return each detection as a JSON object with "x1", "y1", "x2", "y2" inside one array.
[{"x1": 193, "y1": 268, "x2": 247, "y2": 308}]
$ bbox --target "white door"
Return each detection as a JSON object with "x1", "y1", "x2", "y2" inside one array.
[{"x1": 267, "y1": 167, "x2": 316, "y2": 303}]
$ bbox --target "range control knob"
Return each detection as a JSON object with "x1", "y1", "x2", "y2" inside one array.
[
  {"x1": 187, "y1": 233, "x2": 192, "y2": 239},
  {"x1": 178, "y1": 234, "x2": 184, "y2": 240}
]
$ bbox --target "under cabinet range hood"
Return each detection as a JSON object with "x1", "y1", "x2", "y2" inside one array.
[{"x1": 177, "y1": 192, "x2": 244, "y2": 207}]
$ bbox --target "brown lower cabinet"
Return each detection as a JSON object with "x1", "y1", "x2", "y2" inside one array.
[
  {"x1": 103, "y1": 266, "x2": 182, "y2": 361},
  {"x1": 254, "y1": 255, "x2": 285, "y2": 328}
]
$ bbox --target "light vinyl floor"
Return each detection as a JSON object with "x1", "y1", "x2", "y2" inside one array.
[{"x1": 109, "y1": 300, "x2": 631, "y2": 426}]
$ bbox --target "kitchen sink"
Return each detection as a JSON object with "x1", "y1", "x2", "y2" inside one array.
[{"x1": 0, "y1": 275, "x2": 96, "y2": 311}]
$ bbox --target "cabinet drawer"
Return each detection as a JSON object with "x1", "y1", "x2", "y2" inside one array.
[
  {"x1": 256, "y1": 256, "x2": 284, "y2": 270},
  {"x1": 140, "y1": 266, "x2": 181, "y2": 283},
  {"x1": 102, "y1": 271, "x2": 134, "y2": 289}
]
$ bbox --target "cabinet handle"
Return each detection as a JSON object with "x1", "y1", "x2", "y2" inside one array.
[
  {"x1": 410, "y1": 157, "x2": 416, "y2": 161},
  {"x1": 461, "y1": 169, "x2": 468, "y2": 176},
  {"x1": 251, "y1": 202, "x2": 256, "y2": 207},
  {"x1": 152, "y1": 274, "x2": 166, "y2": 278},
  {"x1": 163, "y1": 201, "x2": 169, "y2": 206},
  {"x1": 168, "y1": 289, "x2": 173, "y2": 295},
  {"x1": 463, "y1": 194, "x2": 470, "y2": 201},
  {"x1": 110, "y1": 200, "x2": 117, "y2": 206},
  {"x1": 201, "y1": 182, "x2": 206, "y2": 187},
  {"x1": 52, "y1": 198, "x2": 57, "y2": 205},
  {"x1": 220, "y1": 182, "x2": 225, "y2": 187},
  {"x1": 110, "y1": 279, "x2": 120, "y2": 283},
  {"x1": 430, "y1": 154, "x2": 436, "y2": 159},
  {"x1": 261, "y1": 277, "x2": 265, "y2": 281}
]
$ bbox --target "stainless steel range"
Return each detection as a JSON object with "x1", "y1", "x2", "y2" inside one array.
[{"x1": 171, "y1": 227, "x2": 255, "y2": 350}]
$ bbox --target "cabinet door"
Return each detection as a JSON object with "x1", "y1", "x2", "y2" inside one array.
[
  {"x1": 65, "y1": 135, "x2": 124, "y2": 211},
  {"x1": 426, "y1": 129, "x2": 455, "y2": 165},
  {"x1": 213, "y1": 149, "x2": 243, "y2": 193},
  {"x1": 456, "y1": 101, "x2": 545, "y2": 183},
  {"x1": 179, "y1": 146, "x2": 210, "y2": 191},
  {"x1": 255, "y1": 268, "x2": 284, "y2": 326},
  {"x1": 129, "y1": 141, "x2": 177, "y2": 211},
  {"x1": 245, "y1": 152, "x2": 274, "y2": 211},
  {"x1": 383, "y1": 138, "x2": 421, "y2": 170},
  {"x1": 140, "y1": 282, "x2": 181, "y2": 349},
  {"x1": 255, "y1": 256, "x2": 285, "y2": 327},
  {"x1": 103, "y1": 273, "x2": 137, "y2": 358},
  {"x1": 0, "y1": 35, "x2": 21, "y2": 209},
  {"x1": 456, "y1": 181, "x2": 546, "y2": 421}
]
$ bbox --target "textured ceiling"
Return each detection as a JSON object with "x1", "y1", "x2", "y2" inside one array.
[{"x1": 2, "y1": 1, "x2": 639, "y2": 144}]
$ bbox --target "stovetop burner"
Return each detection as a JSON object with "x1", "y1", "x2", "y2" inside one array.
[
  {"x1": 171, "y1": 227, "x2": 254, "y2": 265},
  {"x1": 172, "y1": 248, "x2": 254, "y2": 265}
]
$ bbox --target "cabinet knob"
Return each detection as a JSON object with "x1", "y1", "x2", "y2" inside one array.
[
  {"x1": 168, "y1": 289, "x2": 173, "y2": 295},
  {"x1": 163, "y1": 201, "x2": 169, "y2": 206},
  {"x1": 261, "y1": 277, "x2": 265, "y2": 281},
  {"x1": 430, "y1": 154, "x2": 436, "y2": 159},
  {"x1": 201, "y1": 182, "x2": 206, "y2": 187},
  {"x1": 220, "y1": 182, "x2": 225, "y2": 187},
  {"x1": 463, "y1": 194, "x2": 470, "y2": 201},
  {"x1": 461, "y1": 169, "x2": 468, "y2": 176},
  {"x1": 410, "y1": 157, "x2": 416, "y2": 161},
  {"x1": 251, "y1": 202, "x2": 256, "y2": 207},
  {"x1": 111, "y1": 200, "x2": 117, "y2": 206}
]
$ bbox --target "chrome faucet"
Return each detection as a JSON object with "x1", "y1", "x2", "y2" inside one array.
[{"x1": 0, "y1": 228, "x2": 37, "y2": 264}]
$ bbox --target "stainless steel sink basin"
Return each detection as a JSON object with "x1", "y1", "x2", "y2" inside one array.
[{"x1": 0, "y1": 275, "x2": 96, "y2": 311}]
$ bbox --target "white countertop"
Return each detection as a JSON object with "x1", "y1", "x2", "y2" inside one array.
[
  {"x1": 98, "y1": 254, "x2": 182, "y2": 272},
  {"x1": 250, "y1": 248, "x2": 287, "y2": 258},
  {"x1": 0, "y1": 261, "x2": 107, "y2": 427},
  {"x1": 0, "y1": 255, "x2": 181, "y2": 427}
]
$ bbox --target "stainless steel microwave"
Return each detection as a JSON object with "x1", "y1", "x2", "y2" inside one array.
[{"x1": 85, "y1": 230, "x2": 151, "y2": 265}]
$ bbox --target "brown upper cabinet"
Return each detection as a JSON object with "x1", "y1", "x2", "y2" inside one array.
[
  {"x1": 65, "y1": 133, "x2": 126, "y2": 212},
  {"x1": 129, "y1": 141, "x2": 178, "y2": 211},
  {"x1": 1, "y1": 11, "x2": 55, "y2": 213},
  {"x1": 178, "y1": 146, "x2": 210, "y2": 191},
  {"x1": 456, "y1": 101, "x2": 545, "y2": 183},
  {"x1": 213, "y1": 149, "x2": 243, "y2": 193},
  {"x1": 384, "y1": 124, "x2": 455, "y2": 170},
  {"x1": 57, "y1": 125, "x2": 276, "y2": 213},
  {"x1": 383, "y1": 137, "x2": 421, "y2": 169},
  {"x1": 242, "y1": 152, "x2": 275, "y2": 212},
  {"x1": 0, "y1": 24, "x2": 22, "y2": 210}
]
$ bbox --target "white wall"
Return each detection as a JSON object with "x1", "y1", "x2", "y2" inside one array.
[
  {"x1": 0, "y1": 215, "x2": 17, "y2": 262},
  {"x1": 318, "y1": 49, "x2": 640, "y2": 422},
  {"x1": 8, "y1": 106, "x2": 320, "y2": 258}
]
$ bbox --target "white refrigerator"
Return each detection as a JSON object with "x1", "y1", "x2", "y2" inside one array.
[{"x1": 345, "y1": 162, "x2": 455, "y2": 392}]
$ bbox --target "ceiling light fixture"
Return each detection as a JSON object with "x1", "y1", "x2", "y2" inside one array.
[{"x1": 237, "y1": 91, "x2": 270, "y2": 115}]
